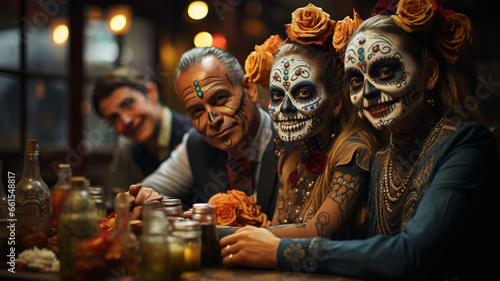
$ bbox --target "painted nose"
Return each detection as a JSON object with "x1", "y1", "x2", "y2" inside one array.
[
  {"x1": 208, "y1": 111, "x2": 220, "y2": 123},
  {"x1": 281, "y1": 96, "x2": 297, "y2": 114},
  {"x1": 363, "y1": 80, "x2": 381, "y2": 100}
]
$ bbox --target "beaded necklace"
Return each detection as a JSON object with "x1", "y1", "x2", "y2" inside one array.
[{"x1": 381, "y1": 118, "x2": 444, "y2": 213}]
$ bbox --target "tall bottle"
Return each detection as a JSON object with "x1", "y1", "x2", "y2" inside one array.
[
  {"x1": 191, "y1": 203, "x2": 220, "y2": 267},
  {"x1": 58, "y1": 176, "x2": 98, "y2": 279},
  {"x1": 50, "y1": 164, "x2": 71, "y2": 220},
  {"x1": 0, "y1": 160, "x2": 10, "y2": 257},
  {"x1": 14, "y1": 139, "x2": 51, "y2": 249},
  {"x1": 106, "y1": 192, "x2": 140, "y2": 277}
]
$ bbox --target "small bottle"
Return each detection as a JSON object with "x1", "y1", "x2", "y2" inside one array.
[
  {"x1": 172, "y1": 220, "x2": 202, "y2": 271},
  {"x1": 58, "y1": 176, "x2": 99, "y2": 278},
  {"x1": 88, "y1": 186, "x2": 107, "y2": 219},
  {"x1": 141, "y1": 201, "x2": 171, "y2": 281},
  {"x1": 14, "y1": 139, "x2": 51, "y2": 248},
  {"x1": 0, "y1": 160, "x2": 10, "y2": 257},
  {"x1": 162, "y1": 198, "x2": 183, "y2": 218},
  {"x1": 50, "y1": 164, "x2": 71, "y2": 220},
  {"x1": 191, "y1": 203, "x2": 220, "y2": 267},
  {"x1": 107, "y1": 192, "x2": 140, "y2": 277}
]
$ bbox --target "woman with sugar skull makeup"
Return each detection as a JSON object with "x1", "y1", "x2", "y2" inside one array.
[
  {"x1": 220, "y1": 2, "x2": 382, "y2": 261},
  {"x1": 218, "y1": 1, "x2": 500, "y2": 280}
]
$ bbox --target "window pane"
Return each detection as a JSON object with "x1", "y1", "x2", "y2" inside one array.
[
  {"x1": 0, "y1": 2, "x2": 20, "y2": 71},
  {"x1": 0, "y1": 73, "x2": 21, "y2": 151},
  {"x1": 84, "y1": 7, "x2": 118, "y2": 77},
  {"x1": 122, "y1": 16, "x2": 155, "y2": 71},
  {"x1": 83, "y1": 82, "x2": 115, "y2": 151},
  {"x1": 25, "y1": 0, "x2": 69, "y2": 74},
  {"x1": 26, "y1": 77, "x2": 68, "y2": 148}
]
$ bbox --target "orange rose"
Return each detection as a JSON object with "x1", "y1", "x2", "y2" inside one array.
[
  {"x1": 213, "y1": 205, "x2": 238, "y2": 226},
  {"x1": 285, "y1": 3, "x2": 336, "y2": 46},
  {"x1": 227, "y1": 189, "x2": 250, "y2": 205},
  {"x1": 332, "y1": 9, "x2": 364, "y2": 58},
  {"x1": 260, "y1": 34, "x2": 284, "y2": 56},
  {"x1": 391, "y1": 0, "x2": 436, "y2": 33},
  {"x1": 244, "y1": 45, "x2": 273, "y2": 88},
  {"x1": 208, "y1": 192, "x2": 232, "y2": 206},
  {"x1": 433, "y1": 13, "x2": 472, "y2": 64}
]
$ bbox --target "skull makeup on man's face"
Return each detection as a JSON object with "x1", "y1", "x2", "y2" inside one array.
[
  {"x1": 344, "y1": 31, "x2": 424, "y2": 130},
  {"x1": 268, "y1": 56, "x2": 329, "y2": 142}
]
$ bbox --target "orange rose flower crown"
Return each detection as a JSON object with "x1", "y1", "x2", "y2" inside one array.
[
  {"x1": 370, "y1": 0, "x2": 472, "y2": 64},
  {"x1": 208, "y1": 189, "x2": 271, "y2": 227},
  {"x1": 245, "y1": 3, "x2": 363, "y2": 88}
]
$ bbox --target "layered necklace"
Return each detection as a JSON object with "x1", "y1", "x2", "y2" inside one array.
[{"x1": 380, "y1": 118, "x2": 444, "y2": 213}]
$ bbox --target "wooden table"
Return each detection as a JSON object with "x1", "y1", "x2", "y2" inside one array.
[{"x1": 1, "y1": 267, "x2": 363, "y2": 281}]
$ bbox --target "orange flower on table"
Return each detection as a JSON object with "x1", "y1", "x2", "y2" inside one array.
[
  {"x1": 332, "y1": 9, "x2": 364, "y2": 60},
  {"x1": 433, "y1": 13, "x2": 472, "y2": 64},
  {"x1": 208, "y1": 189, "x2": 271, "y2": 227},
  {"x1": 391, "y1": 0, "x2": 436, "y2": 33},
  {"x1": 285, "y1": 3, "x2": 336, "y2": 46},
  {"x1": 245, "y1": 35, "x2": 283, "y2": 89}
]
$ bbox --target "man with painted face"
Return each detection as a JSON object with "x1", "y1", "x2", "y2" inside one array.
[
  {"x1": 126, "y1": 47, "x2": 280, "y2": 220},
  {"x1": 216, "y1": 2, "x2": 499, "y2": 280},
  {"x1": 92, "y1": 66, "x2": 192, "y2": 190}
]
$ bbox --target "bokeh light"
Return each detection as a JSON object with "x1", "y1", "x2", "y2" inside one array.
[
  {"x1": 52, "y1": 24, "x2": 69, "y2": 45},
  {"x1": 188, "y1": 1, "x2": 208, "y2": 20},
  {"x1": 110, "y1": 15, "x2": 127, "y2": 33},
  {"x1": 194, "y1": 31, "x2": 213, "y2": 47}
]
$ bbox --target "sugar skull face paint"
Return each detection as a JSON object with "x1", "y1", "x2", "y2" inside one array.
[
  {"x1": 344, "y1": 31, "x2": 424, "y2": 130},
  {"x1": 268, "y1": 55, "x2": 329, "y2": 142}
]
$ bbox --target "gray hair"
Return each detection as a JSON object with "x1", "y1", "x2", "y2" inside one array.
[{"x1": 174, "y1": 46, "x2": 245, "y2": 89}]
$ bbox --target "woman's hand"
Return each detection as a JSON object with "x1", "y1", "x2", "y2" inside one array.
[
  {"x1": 219, "y1": 226, "x2": 281, "y2": 269},
  {"x1": 127, "y1": 183, "x2": 163, "y2": 220}
]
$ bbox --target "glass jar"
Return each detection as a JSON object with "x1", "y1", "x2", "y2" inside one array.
[
  {"x1": 172, "y1": 220, "x2": 202, "y2": 271},
  {"x1": 191, "y1": 203, "x2": 220, "y2": 267},
  {"x1": 166, "y1": 234, "x2": 184, "y2": 280},
  {"x1": 141, "y1": 201, "x2": 171, "y2": 281},
  {"x1": 50, "y1": 163, "x2": 71, "y2": 220},
  {"x1": 162, "y1": 198, "x2": 183, "y2": 217},
  {"x1": 88, "y1": 186, "x2": 107, "y2": 219}
]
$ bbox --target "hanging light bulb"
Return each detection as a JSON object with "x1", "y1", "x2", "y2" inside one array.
[
  {"x1": 188, "y1": 1, "x2": 208, "y2": 20},
  {"x1": 194, "y1": 31, "x2": 213, "y2": 47},
  {"x1": 107, "y1": 5, "x2": 132, "y2": 35}
]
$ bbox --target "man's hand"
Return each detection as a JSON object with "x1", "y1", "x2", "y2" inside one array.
[
  {"x1": 219, "y1": 226, "x2": 281, "y2": 269},
  {"x1": 126, "y1": 183, "x2": 163, "y2": 220}
]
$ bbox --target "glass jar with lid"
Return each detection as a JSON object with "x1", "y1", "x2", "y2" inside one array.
[
  {"x1": 172, "y1": 220, "x2": 202, "y2": 271},
  {"x1": 191, "y1": 203, "x2": 220, "y2": 267},
  {"x1": 162, "y1": 198, "x2": 183, "y2": 217},
  {"x1": 88, "y1": 185, "x2": 107, "y2": 219}
]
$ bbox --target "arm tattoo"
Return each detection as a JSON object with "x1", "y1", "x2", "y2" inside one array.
[{"x1": 315, "y1": 171, "x2": 362, "y2": 237}]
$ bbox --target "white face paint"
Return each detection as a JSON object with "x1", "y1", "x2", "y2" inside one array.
[
  {"x1": 268, "y1": 55, "x2": 329, "y2": 142},
  {"x1": 344, "y1": 30, "x2": 423, "y2": 130}
]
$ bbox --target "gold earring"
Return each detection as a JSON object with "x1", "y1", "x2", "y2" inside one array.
[
  {"x1": 427, "y1": 98, "x2": 435, "y2": 107},
  {"x1": 358, "y1": 110, "x2": 364, "y2": 119}
]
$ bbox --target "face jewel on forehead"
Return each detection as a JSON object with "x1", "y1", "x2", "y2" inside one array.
[
  {"x1": 283, "y1": 60, "x2": 290, "y2": 90},
  {"x1": 194, "y1": 80, "x2": 203, "y2": 98}
]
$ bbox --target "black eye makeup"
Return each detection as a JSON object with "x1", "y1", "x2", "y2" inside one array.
[
  {"x1": 269, "y1": 86, "x2": 285, "y2": 106},
  {"x1": 345, "y1": 67, "x2": 364, "y2": 93},
  {"x1": 291, "y1": 81, "x2": 317, "y2": 102},
  {"x1": 368, "y1": 57, "x2": 405, "y2": 86}
]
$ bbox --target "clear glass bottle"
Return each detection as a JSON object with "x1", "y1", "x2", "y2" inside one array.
[
  {"x1": 50, "y1": 164, "x2": 71, "y2": 220},
  {"x1": 172, "y1": 220, "x2": 202, "y2": 271},
  {"x1": 88, "y1": 185, "x2": 107, "y2": 219},
  {"x1": 0, "y1": 160, "x2": 10, "y2": 257},
  {"x1": 106, "y1": 192, "x2": 140, "y2": 277},
  {"x1": 141, "y1": 201, "x2": 171, "y2": 281},
  {"x1": 191, "y1": 203, "x2": 220, "y2": 267},
  {"x1": 14, "y1": 139, "x2": 51, "y2": 248},
  {"x1": 58, "y1": 176, "x2": 99, "y2": 278}
]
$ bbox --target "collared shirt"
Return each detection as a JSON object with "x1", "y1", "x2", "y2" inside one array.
[
  {"x1": 157, "y1": 107, "x2": 173, "y2": 160},
  {"x1": 106, "y1": 106, "x2": 173, "y2": 189},
  {"x1": 142, "y1": 107, "x2": 273, "y2": 201}
]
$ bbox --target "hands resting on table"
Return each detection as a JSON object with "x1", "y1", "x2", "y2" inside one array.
[{"x1": 125, "y1": 183, "x2": 281, "y2": 269}]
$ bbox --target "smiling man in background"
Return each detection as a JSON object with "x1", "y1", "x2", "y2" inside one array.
[{"x1": 92, "y1": 66, "x2": 192, "y2": 191}]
